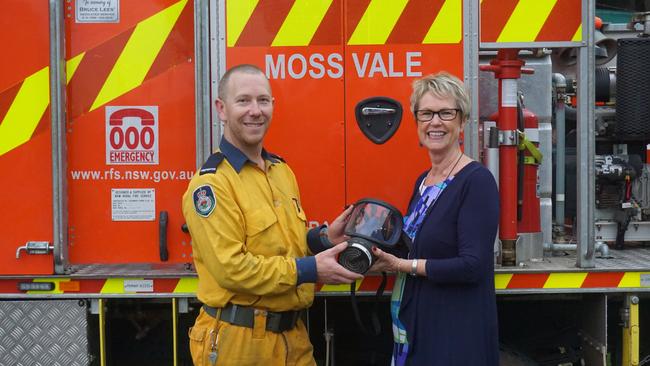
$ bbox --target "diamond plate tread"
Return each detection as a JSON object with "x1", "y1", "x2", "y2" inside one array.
[
  {"x1": 70, "y1": 250, "x2": 650, "y2": 275},
  {"x1": 496, "y1": 247, "x2": 650, "y2": 272},
  {"x1": 0, "y1": 300, "x2": 89, "y2": 366},
  {"x1": 69, "y1": 262, "x2": 195, "y2": 277}
]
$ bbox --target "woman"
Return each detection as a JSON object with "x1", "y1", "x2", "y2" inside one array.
[{"x1": 372, "y1": 72, "x2": 500, "y2": 365}]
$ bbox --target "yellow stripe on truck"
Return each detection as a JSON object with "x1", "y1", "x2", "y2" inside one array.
[
  {"x1": 348, "y1": 0, "x2": 408, "y2": 45},
  {"x1": 66, "y1": 52, "x2": 85, "y2": 83},
  {"x1": 494, "y1": 273, "x2": 513, "y2": 290},
  {"x1": 91, "y1": 0, "x2": 187, "y2": 111},
  {"x1": 320, "y1": 279, "x2": 362, "y2": 293},
  {"x1": 422, "y1": 0, "x2": 462, "y2": 44},
  {"x1": 543, "y1": 272, "x2": 587, "y2": 289},
  {"x1": 0, "y1": 52, "x2": 86, "y2": 157},
  {"x1": 272, "y1": 0, "x2": 333, "y2": 47},
  {"x1": 227, "y1": 0, "x2": 259, "y2": 47},
  {"x1": 101, "y1": 278, "x2": 126, "y2": 294},
  {"x1": 497, "y1": 0, "x2": 557, "y2": 43},
  {"x1": 571, "y1": 24, "x2": 583, "y2": 42},
  {"x1": 173, "y1": 277, "x2": 198, "y2": 293},
  {"x1": 618, "y1": 272, "x2": 650, "y2": 288},
  {"x1": 0, "y1": 66, "x2": 50, "y2": 156}
]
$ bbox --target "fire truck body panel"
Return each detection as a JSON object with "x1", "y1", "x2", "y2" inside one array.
[
  {"x1": 1, "y1": 0, "x2": 650, "y2": 364},
  {"x1": 1, "y1": 0, "x2": 54, "y2": 275}
]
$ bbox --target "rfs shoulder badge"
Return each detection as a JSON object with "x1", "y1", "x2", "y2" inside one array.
[{"x1": 193, "y1": 185, "x2": 216, "y2": 217}]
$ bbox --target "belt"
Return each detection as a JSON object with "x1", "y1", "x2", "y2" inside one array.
[{"x1": 202, "y1": 304, "x2": 302, "y2": 333}]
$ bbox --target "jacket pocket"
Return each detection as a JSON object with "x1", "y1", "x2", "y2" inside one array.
[
  {"x1": 188, "y1": 326, "x2": 208, "y2": 366},
  {"x1": 293, "y1": 200, "x2": 307, "y2": 223},
  {"x1": 244, "y1": 205, "x2": 278, "y2": 237}
]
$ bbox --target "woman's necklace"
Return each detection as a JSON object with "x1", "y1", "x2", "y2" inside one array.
[{"x1": 427, "y1": 151, "x2": 463, "y2": 184}]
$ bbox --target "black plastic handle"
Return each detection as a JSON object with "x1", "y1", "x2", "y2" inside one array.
[{"x1": 159, "y1": 211, "x2": 169, "y2": 261}]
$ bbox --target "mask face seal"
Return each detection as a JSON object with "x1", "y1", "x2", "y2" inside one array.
[{"x1": 337, "y1": 199, "x2": 403, "y2": 274}]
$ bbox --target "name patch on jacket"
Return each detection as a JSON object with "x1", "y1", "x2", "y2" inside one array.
[{"x1": 193, "y1": 185, "x2": 216, "y2": 217}]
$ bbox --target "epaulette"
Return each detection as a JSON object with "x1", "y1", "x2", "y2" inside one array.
[
  {"x1": 267, "y1": 152, "x2": 286, "y2": 163},
  {"x1": 199, "y1": 152, "x2": 225, "y2": 175}
]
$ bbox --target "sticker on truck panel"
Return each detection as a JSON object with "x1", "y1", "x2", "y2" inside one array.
[
  {"x1": 106, "y1": 106, "x2": 159, "y2": 165},
  {"x1": 193, "y1": 185, "x2": 216, "y2": 218},
  {"x1": 76, "y1": 0, "x2": 120, "y2": 23},
  {"x1": 111, "y1": 188, "x2": 156, "y2": 221}
]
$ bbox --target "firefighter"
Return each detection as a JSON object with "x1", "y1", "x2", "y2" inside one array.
[{"x1": 182, "y1": 64, "x2": 362, "y2": 366}]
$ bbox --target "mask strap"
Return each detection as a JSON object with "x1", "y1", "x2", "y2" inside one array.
[{"x1": 349, "y1": 271, "x2": 387, "y2": 336}]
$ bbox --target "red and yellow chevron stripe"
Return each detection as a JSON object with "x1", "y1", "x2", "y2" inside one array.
[
  {"x1": 495, "y1": 272, "x2": 629, "y2": 290},
  {"x1": 0, "y1": 277, "x2": 199, "y2": 295},
  {"x1": 481, "y1": 0, "x2": 582, "y2": 45},
  {"x1": 2, "y1": 271, "x2": 650, "y2": 296},
  {"x1": 227, "y1": 0, "x2": 462, "y2": 47},
  {"x1": 317, "y1": 271, "x2": 650, "y2": 293},
  {"x1": 0, "y1": 0, "x2": 191, "y2": 157}
]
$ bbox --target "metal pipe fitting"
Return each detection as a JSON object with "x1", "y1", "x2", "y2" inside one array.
[{"x1": 543, "y1": 241, "x2": 609, "y2": 256}]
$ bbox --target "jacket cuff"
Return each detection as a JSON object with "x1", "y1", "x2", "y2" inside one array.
[
  {"x1": 296, "y1": 256, "x2": 318, "y2": 284},
  {"x1": 307, "y1": 225, "x2": 332, "y2": 254}
]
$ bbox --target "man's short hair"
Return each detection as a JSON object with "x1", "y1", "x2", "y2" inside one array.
[
  {"x1": 218, "y1": 64, "x2": 267, "y2": 101},
  {"x1": 410, "y1": 72, "x2": 470, "y2": 122}
]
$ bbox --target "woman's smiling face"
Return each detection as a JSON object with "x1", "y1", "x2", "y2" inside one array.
[{"x1": 415, "y1": 93, "x2": 463, "y2": 155}]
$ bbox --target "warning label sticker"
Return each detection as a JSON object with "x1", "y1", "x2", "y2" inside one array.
[
  {"x1": 124, "y1": 280, "x2": 154, "y2": 293},
  {"x1": 501, "y1": 79, "x2": 518, "y2": 108},
  {"x1": 106, "y1": 106, "x2": 159, "y2": 165},
  {"x1": 111, "y1": 188, "x2": 155, "y2": 221},
  {"x1": 641, "y1": 274, "x2": 650, "y2": 287}
]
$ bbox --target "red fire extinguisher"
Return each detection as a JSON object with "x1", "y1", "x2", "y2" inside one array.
[{"x1": 518, "y1": 109, "x2": 541, "y2": 234}]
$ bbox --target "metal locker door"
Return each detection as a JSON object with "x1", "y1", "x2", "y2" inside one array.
[
  {"x1": 0, "y1": 0, "x2": 54, "y2": 275},
  {"x1": 344, "y1": 0, "x2": 465, "y2": 211},
  {"x1": 222, "y1": 0, "x2": 346, "y2": 225},
  {"x1": 66, "y1": 0, "x2": 197, "y2": 264}
]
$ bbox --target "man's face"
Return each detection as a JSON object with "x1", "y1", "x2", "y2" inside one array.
[{"x1": 216, "y1": 71, "x2": 274, "y2": 152}]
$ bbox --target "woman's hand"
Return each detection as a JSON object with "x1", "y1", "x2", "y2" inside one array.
[
  {"x1": 327, "y1": 205, "x2": 355, "y2": 244},
  {"x1": 370, "y1": 246, "x2": 403, "y2": 273}
]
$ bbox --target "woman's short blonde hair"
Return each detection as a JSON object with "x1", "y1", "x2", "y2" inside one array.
[{"x1": 410, "y1": 72, "x2": 470, "y2": 122}]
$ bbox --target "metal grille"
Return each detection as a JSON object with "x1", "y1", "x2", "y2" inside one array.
[
  {"x1": 0, "y1": 300, "x2": 89, "y2": 366},
  {"x1": 595, "y1": 182, "x2": 622, "y2": 208},
  {"x1": 615, "y1": 37, "x2": 650, "y2": 138}
]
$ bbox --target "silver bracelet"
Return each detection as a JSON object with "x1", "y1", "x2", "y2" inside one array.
[{"x1": 410, "y1": 259, "x2": 418, "y2": 277}]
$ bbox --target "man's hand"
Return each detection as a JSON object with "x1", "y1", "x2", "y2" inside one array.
[
  {"x1": 369, "y1": 246, "x2": 403, "y2": 273},
  {"x1": 327, "y1": 205, "x2": 355, "y2": 244},
  {"x1": 315, "y1": 242, "x2": 363, "y2": 284}
]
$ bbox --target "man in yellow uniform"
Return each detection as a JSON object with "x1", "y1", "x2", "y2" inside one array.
[{"x1": 183, "y1": 64, "x2": 362, "y2": 366}]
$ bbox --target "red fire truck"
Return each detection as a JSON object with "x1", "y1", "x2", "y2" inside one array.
[{"x1": 2, "y1": 0, "x2": 650, "y2": 365}]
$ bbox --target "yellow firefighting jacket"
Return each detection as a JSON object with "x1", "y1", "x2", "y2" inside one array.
[{"x1": 182, "y1": 140, "x2": 314, "y2": 312}]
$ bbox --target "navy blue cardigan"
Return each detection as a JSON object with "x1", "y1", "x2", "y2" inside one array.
[{"x1": 400, "y1": 161, "x2": 500, "y2": 366}]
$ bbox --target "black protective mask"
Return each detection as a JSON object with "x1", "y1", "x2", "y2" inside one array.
[{"x1": 337, "y1": 198, "x2": 404, "y2": 274}]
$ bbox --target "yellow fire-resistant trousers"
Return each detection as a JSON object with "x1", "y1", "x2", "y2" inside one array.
[{"x1": 189, "y1": 307, "x2": 316, "y2": 366}]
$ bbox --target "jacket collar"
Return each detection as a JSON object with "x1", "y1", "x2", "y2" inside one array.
[{"x1": 219, "y1": 137, "x2": 280, "y2": 173}]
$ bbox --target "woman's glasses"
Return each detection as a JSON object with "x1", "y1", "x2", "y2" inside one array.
[{"x1": 414, "y1": 108, "x2": 459, "y2": 122}]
